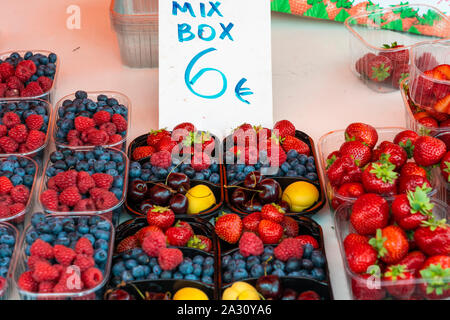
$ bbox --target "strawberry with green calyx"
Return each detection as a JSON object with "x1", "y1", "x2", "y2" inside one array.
[
  {"x1": 368, "y1": 55, "x2": 393, "y2": 82},
  {"x1": 214, "y1": 213, "x2": 243, "y2": 244},
  {"x1": 146, "y1": 206, "x2": 175, "y2": 231},
  {"x1": 261, "y1": 203, "x2": 285, "y2": 223},
  {"x1": 369, "y1": 226, "x2": 409, "y2": 265},
  {"x1": 339, "y1": 140, "x2": 372, "y2": 168},
  {"x1": 391, "y1": 64, "x2": 410, "y2": 89},
  {"x1": 383, "y1": 264, "x2": 416, "y2": 299},
  {"x1": 362, "y1": 160, "x2": 399, "y2": 195},
  {"x1": 280, "y1": 135, "x2": 310, "y2": 156},
  {"x1": 380, "y1": 42, "x2": 409, "y2": 66},
  {"x1": 345, "y1": 242, "x2": 378, "y2": 274},
  {"x1": 351, "y1": 267, "x2": 386, "y2": 300},
  {"x1": 440, "y1": 151, "x2": 450, "y2": 183},
  {"x1": 327, "y1": 155, "x2": 362, "y2": 187},
  {"x1": 344, "y1": 123, "x2": 378, "y2": 149},
  {"x1": 398, "y1": 175, "x2": 432, "y2": 194},
  {"x1": 326, "y1": 151, "x2": 340, "y2": 169},
  {"x1": 394, "y1": 130, "x2": 419, "y2": 159},
  {"x1": 398, "y1": 251, "x2": 427, "y2": 275},
  {"x1": 372, "y1": 142, "x2": 407, "y2": 169},
  {"x1": 147, "y1": 129, "x2": 170, "y2": 147},
  {"x1": 165, "y1": 221, "x2": 194, "y2": 247},
  {"x1": 414, "y1": 218, "x2": 450, "y2": 256},
  {"x1": 186, "y1": 235, "x2": 212, "y2": 252},
  {"x1": 418, "y1": 255, "x2": 450, "y2": 300}
]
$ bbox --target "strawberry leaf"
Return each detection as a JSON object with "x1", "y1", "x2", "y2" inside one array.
[
  {"x1": 271, "y1": 0, "x2": 291, "y2": 13},
  {"x1": 407, "y1": 184, "x2": 434, "y2": 216},
  {"x1": 369, "y1": 229, "x2": 388, "y2": 258},
  {"x1": 399, "y1": 139, "x2": 414, "y2": 159},
  {"x1": 369, "y1": 161, "x2": 398, "y2": 184},
  {"x1": 304, "y1": 2, "x2": 330, "y2": 20}
]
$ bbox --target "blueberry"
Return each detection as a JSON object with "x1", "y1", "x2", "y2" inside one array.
[
  {"x1": 25, "y1": 231, "x2": 39, "y2": 245},
  {"x1": 65, "y1": 156, "x2": 77, "y2": 168},
  {"x1": 271, "y1": 269, "x2": 286, "y2": 277},
  {"x1": 179, "y1": 261, "x2": 194, "y2": 275},
  {"x1": 280, "y1": 162, "x2": 290, "y2": 173},
  {"x1": 185, "y1": 274, "x2": 199, "y2": 281},
  {"x1": 305, "y1": 172, "x2": 318, "y2": 181},
  {"x1": 286, "y1": 170, "x2": 297, "y2": 177},
  {"x1": 77, "y1": 224, "x2": 89, "y2": 234},
  {"x1": 13, "y1": 168, "x2": 25, "y2": 177},
  {"x1": 204, "y1": 256, "x2": 214, "y2": 266},
  {"x1": 232, "y1": 268, "x2": 249, "y2": 281},
  {"x1": 246, "y1": 256, "x2": 260, "y2": 269},
  {"x1": 222, "y1": 255, "x2": 231, "y2": 268},
  {"x1": 96, "y1": 220, "x2": 111, "y2": 231},
  {"x1": 75, "y1": 161, "x2": 89, "y2": 172},
  {"x1": 0, "y1": 235, "x2": 14, "y2": 246},
  {"x1": 306, "y1": 163, "x2": 316, "y2": 173},
  {"x1": 129, "y1": 166, "x2": 142, "y2": 179},
  {"x1": 200, "y1": 169, "x2": 211, "y2": 180},
  {"x1": 0, "y1": 244, "x2": 12, "y2": 257},
  {"x1": 235, "y1": 172, "x2": 246, "y2": 181},
  {"x1": 227, "y1": 260, "x2": 237, "y2": 272},
  {"x1": 55, "y1": 237, "x2": 70, "y2": 247},
  {"x1": 250, "y1": 264, "x2": 265, "y2": 278},
  {"x1": 121, "y1": 270, "x2": 134, "y2": 282},
  {"x1": 0, "y1": 257, "x2": 10, "y2": 267},
  {"x1": 137, "y1": 253, "x2": 150, "y2": 265},
  {"x1": 75, "y1": 91, "x2": 88, "y2": 100},
  {"x1": 288, "y1": 271, "x2": 302, "y2": 277},
  {"x1": 147, "y1": 273, "x2": 159, "y2": 280},
  {"x1": 93, "y1": 160, "x2": 106, "y2": 173},
  {"x1": 49, "y1": 53, "x2": 57, "y2": 63},
  {"x1": 311, "y1": 251, "x2": 325, "y2": 268},
  {"x1": 131, "y1": 265, "x2": 146, "y2": 279},
  {"x1": 294, "y1": 164, "x2": 306, "y2": 176},
  {"x1": 94, "y1": 239, "x2": 109, "y2": 251},
  {"x1": 243, "y1": 166, "x2": 255, "y2": 175},
  {"x1": 171, "y1": 272, "x2": 182, "y2": 280},
  {"x1": 235, "y1": 259, "x2": 246, "y2": 270},
  {"x1": 226, "y1": 170, "x2": 236, "y2": 181},
  {"x1": 232, "y1": 252, "x2": 244, "y2": 260},
  {"x1": 193, "y1": 255, "x2": 204, "y2": 265},
  {"x1": 298, "y1": 154, "x2": 308, "y2": 165},
  {"x1": 285, "y1": 258, "x2": 301, "y2": 273},
  {"x1": 88, "y1": 216, "x2": 101, "y2": 226},
  {"x1": 264, "y1": 246, "x2": 274, "y2": 255},
  {"x1": 273, "y1": 260, "x2": 285, "y2": 271},
  {"x1": 301, "y1": 259, "x2": 314, "y2": 271},
  {"x1": 48, "y1": 220, "x2": 63, "y2": 234},
  {"x1": 303, "y1": 244, "x2": 314, "y2": 259},
  {"x1": 210, "y1": 163, "x2": 219, "y2": 173},
  {"x1": 201, "y1": 275, "x2": 213, "y2": 284},
  {"x1": 94, "y1": 230, "x2": 110, "y2": 241},
  {"x1": 160, "y1": 270, "x2": 172, "y2": 280},
  {"x1": 130, "y1": 248, "x2": 143, "y2": 259},
  {"x1": 311, "y1": 268, "x2": 325, "y2": 281},
  {"x1": 94, "y1": 249, "x2": 108, "y2": 264},
  {"x1": 53, "y1": 160, "x2": 68, "y2": 171},
  {"x1": 194, "y1": 173, "x2": 205, "y2": 180},
  {"x1": 152, "y1": 265, "x2": 162, "y2": 276},
  {"x1": 193, "y1": 264, "x2": 202, "y2": 277},
  {"x1": 202, "y1": 265, "x2": 214, "y2": 277},
  {"x1": 35, "y1": 222, "x2": 51, "y2": 234},
  {"x1": 209, "y1": 173, "x2": 220, "y2": 184},
  {"x1": 223, "y1": 271, "x2": 233, "y2": 283},
  {"x1": 287, "y1": 149, "x2": 299, "y2": 159}
]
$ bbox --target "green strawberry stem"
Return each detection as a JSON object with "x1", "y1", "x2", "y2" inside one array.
[
  {"x1": 399, "y1": 139, "x2": 415, "y2": 159},
  {"x1": 407, "y1": 184, "x2": 434, "y2": 216},
  {"x1": 369, "y1": 229, "x2": 388, "y2": 258},
  {"x1": 369, "y1": 161, "x2": 398, "y2": 184},
  {"x1": 420, "y1": 264, "x2": 450, "y2": 296},
  {"x1": 384, "y1": 264, "x2": 408, "y2": 282},
  {"x1": 371, "y1": 63, "x2": 391, "y2": 82},
  {"x1": 420, "y1": 218, "x2": 447, "y2": 231}
]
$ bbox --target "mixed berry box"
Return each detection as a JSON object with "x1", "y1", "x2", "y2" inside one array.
[{"x1": 0, "y1": 222, "x2": 19, "y2": 300}]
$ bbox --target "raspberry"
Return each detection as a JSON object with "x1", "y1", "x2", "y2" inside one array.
[
  {"x1": 295, "y1": 235, "x2": 319, "y2": 249},
  {"x1": 32, "y1": 260, "x2": 60, "y2": 282},
  {"x1": 54, "y1": 245, "x2": 76, "y2": 266},
  {"x1": 100, "y1": 122, "x2": 117, "y2": 136},
  {"x1": 21, "y1": 81, "x2": 44, "y2": 97},
  {"x1": 274, "y1": 238, "x2": 304, "y2": 261},
  {"x1": 191, "y1": 153, "x2": 211, "y2": 171},
  {"x1": 81, "y1": 127, "x2": 96, "y2": 143},
  {"x1": 89, "y1": 187, "x2": 105, "y2": 202},
  {"x1": 66, "y1": 130, "x2": 80, "y2": 142},
  {"x1": 92, "y1": 173, "x2": 113, "y2": 190},
  {"x1": 158, "y1": 248, "x2": 183, "y2": 271},
  {"x1": 2, "y1": 112, "x2": 21, "y2": 129},
  {"x1": 239, "y1": 232, "x2": 264, "y2": 257},
  {"x1": 132, "y1": 146, "x2": 155, "y2": 161},
  {"x1": 40, "y1": 189, "x2": 59, "y2": 211},
  {"x1": 150, "y1": 151, "x2": 172, "y2": 169},
  {"x1": 18, "y1": 271, "x2": 38, "y2": 292},
  {"x1": 73, "y1": 254, "x2": 95, "y2": 272},
  {"x1": 25, "y1": 114, "x2": 44, "y2": 130},
  {"x1": 108, "y1": 134, "x2": 123, "y2": 147},
  {"x1": 25, "y1": 130, "x2": 45, "y2": 150},
  {"x1": 0, "y1": 84, "x2": 6, "y2": 97},
  {"x1": 116, "y1": 235, "x2": 139, "y2": 254},
  {"x1": 10, "y1": 185, "x2": 30, "y2": 204},
  {"x1": 73, "y1": 198, "x2": 96, "y2": 211},
  {"x1": 0, "y1": 176, "x2": 13, "y2": 194},
  {"x1": 6, "y1": 76, "x2": 24, "y2": 91},
  {"x1": 47, "y1": 176, "x2": 59, "y2": 191},
  {"x1": 57, "y1": 204, "x2": 70, "y2": 212},
  {"x1": 38, "y1": 281, "x2": 55, "y2": 293},
  {"x1": 111, "y1": 114, "x2": 127, "y2": 132},
  {"x1": 30, "y1": 239, "x2": 54, "y2": 260},
  {"x1": 87, "y1": 129, "x2": 109, "y2": 145},
  {"x1": 37, "y1": 76, "x2": 52, "y2": 92},
  {"x1": 74, "y1": 116, "x2": 95, "y2": 132},
  {"x1": 75, "y1": 237, "x2": 94, "y2": 256},
  {"x1": 94, "y1": 190, "x2": 119, "y2": 210},
  {"x1": 18, "y1": 144, "x2": 30, "y2": 153},
  {"x1": 9, "y1": 202, "x2": 25, "y2": 216},
  {"x1": 8, "y1": 124, "x2": 28, "y2": 143},
  {"x1": 93, "y1": 111, "x2": 111, "y2": 125},
  {"x1": 0, "y1": 136, "x2": 18, "y2": 153},
  {"x1": 77, "y1": 171, "x2": 95, "y2": 194},
  {"x1": 4, "y1": 88, "x2": 19, "y2": 98},
  {"x1": 68, "y1": 137, "x2": 83, "y2": 146},
  {"x1": 59, "y1": 186, "x2": 81, "y2": 207},
  {"x1": 56, "y1": 266, "x2": 84, "y2": 293},
  {"x1": 0, "y1": 62, "x2": 14, "y2": 79},
  {"x1": 0, "y1": 194, "x2": 13, "y2": 206},
  {"x1": 0, "y1": 205, "x2": 10, "y2": 218},
  {"x1": 81, "y1": 267, "x2": 103, "y2": 289},
  {"x1": 54, "y1": 170, "x2": 77, "y2": 190},
  {"x1": 15, "y1": 60, "x2": 37, "y2": 82},
  {"x1": 142, "y1": 231, "x2": 166, "y2": 257},
  {"x1": 27, "y1": 255, "x2": 45, "y2": 272},
  {"x1": 0, "y1": 125, "x2": 7, "y2": 137}
]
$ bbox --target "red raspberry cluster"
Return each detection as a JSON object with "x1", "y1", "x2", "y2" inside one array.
[
  {"x1": 17, "y1": 238, "x2": 104, "y2": 294},
  {"x1": 66, "y1": 112, "x2": 127, "y2": 148},
  {"x1": 39, "y1": 170, "x2": 119, "y2": 212},
  {"x1": 0, "y1": 112, "x2": 46, "y2": 153},
  {"x1": 0, "y1": 176, "x2": 30, "y2": 221},
  {"x1": 0, "y1": 61, "x2": 52, "y2": 98}
]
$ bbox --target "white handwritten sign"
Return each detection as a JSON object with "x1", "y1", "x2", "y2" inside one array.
[{"x1": 159, "y1": 0, "x2": 273, "y2": 137}]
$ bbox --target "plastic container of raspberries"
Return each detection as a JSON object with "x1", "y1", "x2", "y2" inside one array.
[
  {"x1": 317, "y1": 127, "x2": 443, "y2": 210},
  {"x1": 110, "y1": 0, "x2": 159, "y2": 68},
  {"x1": 0, "y1": 99, "x2": 53, "y2": 166},
  {"x1": 334, "y1": 200, "x2": 450, "y2": 300},
  {"x1": 53, "y1": 90, "x2": 131, "y2": 151},
  {"x1": 408, "y1": 39, "x2": 450, "y2": 117},
  {"x1": 0, "y1": 155, "x2": 38, "y2": 229},
  {"x1": 38, "y1": 147, "x2": 129, "y2": 226},
  {"x1": 13, "y1": 213, "x2": 114, "y2": 300},
  {"x1": 0, "y1": 222, "x2": 19, "y2": 300},
  {"x1": 0, "y1": 50, "x2": 59, "y2": 103},
  {"x1": 345, "y1": 4, "x2": 450, "y2": 93}
]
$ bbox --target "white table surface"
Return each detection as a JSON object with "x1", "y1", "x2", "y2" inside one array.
[{"x1": 1, "y1": 0, "x2": 409, "y2": 300}]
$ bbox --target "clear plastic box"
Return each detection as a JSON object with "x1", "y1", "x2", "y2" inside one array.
[
  {"x1": 13, "y1": 214, "x2": 115, "y2": 300},
  {"x1": 0, "y1": 222, "x2": 19, "y2": 300},
  {"x1": 110, "y1": 0, "x2": 159, "y2": 68},
  {"x1": 0, "y1": 50, "x2": 59, "y2": 103},
  {"x1": 317, "y1": 127, "x2": 444, "y2": 210},
  {"x1": 345, "y1": 4, "x2": 450, "y2": 93},
  {"x1": 0, "y1": 156, "x2": 38, "y2": 230},
  {"x1": 334, "y1": 200, "x2": 450, "y2": 300},
  {"x1": 52, "y1": 91, "x2": 131, "y2": 151},
  {"x1": 408, "y1": 39, "x2": 450, "y2": 114}
]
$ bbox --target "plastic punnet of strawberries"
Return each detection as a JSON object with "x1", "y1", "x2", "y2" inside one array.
[{"x1": 326, "y1": 123, "x2": 448, "y2": 209}]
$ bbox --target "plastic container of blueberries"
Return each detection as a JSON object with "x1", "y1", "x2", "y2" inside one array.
[
  {"x1": 0, "y1": 50, "x2": 59, "y2": 103},
  {"x1": 52, "y1": 91, "x2": 131, "y2": 152},
  {"x1": 108, "y1": 247, "x2": 219, "y2": 299},
  {"x1": 335, "y1": 200, "x2": 449, "y2": 300},
  {"x1": 110, "y1": 0, "x2": 159, "y2": 68},
  {"x1": 0, "y1": 99, "x2": 53, "y2": 168},
  {"x1": 317, "y1": 127, "x2": 443, "y2": 210},
  {"x1": 222, "y1": 130, "x2": 326, "y2": 217},
  {"x1": 0, "y1": 222, "x2": 19, "y2": 300},
  {"x1": 37, "y1": 147, "x2": 129, "y2": 226},
  {"x1": 13, "y1": 214, "x2": 115, "y2": 300},
  {"x1": 345, "y1": 4, "x2": 450, "y2": 93},
  {"x1": 0, "y1": 156, "x2": 38, "y2": 230}
]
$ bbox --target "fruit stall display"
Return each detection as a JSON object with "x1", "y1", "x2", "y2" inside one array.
[{"x1": 0, "y1": 222, "x2": 19, "y2": 300}]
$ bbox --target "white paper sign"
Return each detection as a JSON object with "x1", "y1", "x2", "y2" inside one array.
[{"x1": 159, "y1": 0, "x2": 273, "y2": 138}]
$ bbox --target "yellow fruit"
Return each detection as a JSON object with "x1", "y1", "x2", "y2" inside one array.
[
  {"x1": 282, "y1": 181, "x2": 319, "y2": 212},
  {"x1": 222, "y1": 282, "x2": 260, "y2": 300},
  {"x1": 237, "y1": 290, "x2": 260, "y2": 300},
  {"x1": 173, "y1": 287, "x2": 209, "y2": 300},
  {"x1": 230, "y1": 281, "x2": 258, "y2": 294},
  {"x1": 186, "y1": 184, "x2": 216, "y2": 214},
  {"x1": 222, "y1": 287, "x2": 240, "y2": 300}
]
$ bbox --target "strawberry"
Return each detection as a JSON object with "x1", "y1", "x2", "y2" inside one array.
[
  {"x1": 281, "y1": 135, "x2": 310, "y2": 155},
  {"x1": 382, "y1": 264, "x2": 415, "y2": 299},
  {"x1": 228, "y1": 145, "x2": 258, "y2": 166},
  {"x1": 413, "y1": 136, "x2": 446, "y2": 167},
  {"x1": 368, "y1": 55, "x2": 393, "y2": 82},
  {"x1": 372, "y1": 141, "x2": 407, "y2": 169},
  {"x1": 369, "y1": 226, "x2": 409, "y2": 265},
  {"x1": 265, "y1": 138, "x2": 287, "y2": 166},
  {"x1": 186, "y1": 235, "x2": 212, "y2": 252},
  {"x1": 434, "y1": 64, "x2": 450, "y2": 79},
  {"x1": 414, "y1": 218, "x2": 450, "y2": 256},
  {"x1": 394, "y1": 130, "x2": 419, "y2": 159},
  {"x1": 281, "y1": 216, "x2": 299, "y2": 238},
  {"x1": 215, "y1": 213, "x2": 243, "y2": 244},
  {"x1": 344, "y1": 123, "x2": 378, "y2": 149},
  {"x1": 116, "y1": 235, "x2": 139, "y2": 254},
  {"x1": 242, "y1": 212, "x2": 262, "y2": 232},
  {"x1": 258, "y1": 219, "x2": 283, "y2": 244},
  {"x1": 398, "y1": 251, "x2": 427, "y2": 275},
  {"x1": 295, "y1": 235, "x2": 319, "y2": 249},
  {"x1": 418, "y1": 255, "x2": 450, "y2": 300},
  {"x1": 339, "y1": 141, "x2": 372, "y2": 167},
  {"x1": 440, "y1": 151, "x2": 450, "y2": 182},
  {"x1": 391, "y1": 63, "x2": 410, "y2": 89},
  {"x1": 351, "y1": 272, "x2": 386, "y2": 300},
  {"x1": 332, "y1": 182, "x2": 365, "y2": 209},
  {"x1": 135, "y1": 225, "x2": 162, "y2": 244},
  {"x1": 344, "y1": 233, "x2": 368, "y2": 253},
  {"x1": 434, "y1": 95, "x2": 450, "y2": 114},
  {"x1": 398, "y1": 176, "x2": 431, "y2": 194},
  {"x1": 400, "y1": 162, "x2": 427, "y2": 179},
  {"x1": 165, "y1": 221, "x2": 194, "y2": 247},
  {"x1": 254, "y1": 126, "x2": 272, "y2": 143},
  {"x1": 231, "y1": 123, "x2": 257, "y2": 148},
  {"x1": 361, "y1": 161, "x2": 398, "y2": 196},
  {"x1": 191, "y1": 152, "x2": 211, "y2": 171},
  {"x1": 355, "y1": 53, "x2": 377, "y2": 77},
  {"x1": 273, "y1": 120, "x2": 295, "y2": 138},
  {"x1": 325, "y1": 151, "x2": 340, "y2": 169},
  {"x1": 132, "y1": 146, "x2": 155, "y2": 161},
  {"x1": 260, "y1": 203, "x2": 284, "y2": 223},
  {"x1": 173, "y1": 122, "x2": 196, "y2": 142},
  {"x1": 380, "y1": 42, "x2": 409, "y2": 66},
  {"x1": 157, "y1": 136, "x2": 178, "y2": 153},
  {"x1": 147, "y1": 129, "x2": 171, "y2": 147},
  {"x1": 350, "y1": 194, "x2": 389, "y2": 236},
  {"x1": 392, "y1": 185, "x2": 433, "y2": 230},
  {"x1": 326, "y1": 155, "x2": 362, "y2": 187},
  {"x1": 146, "y1": 206, "x2": 175, "y2": 230},
  {"x1": 346, "y1": 242, "x2": 378, "y2": 274}
]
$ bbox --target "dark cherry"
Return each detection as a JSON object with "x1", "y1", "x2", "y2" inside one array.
[
  {"x1": 169, "y1": 193, "x2": 188, "y2": 214},
  {"x1": 139, "y1": 200, "x2": 153, "y2": 214},
  {"x1": 107, "y1": 289, "x2": 134, "y2": 300},
  {"x1": 281, "y1": 288, "x2": 298, "y2": 300},
  {"x1": 146, "y1": 292, "x2": 171, "y2": 300},
  {"x1": 257, "y1": 179, "x2": 281, "y2": 204},
  {"x1": 148, "y1": 184, "x2": 172, "y2": 206},
  {"x1": 230, "y1": 188, "x2": 248, "y2": 208},
  {"x1": 242, "y1": 198, "x2": 262, "y2": 212},
  {"x1": 243, "y1": 171, "x2": 262, "y2": 189},
  {"x1": 128, "y1": 180, "x2": 148, "y2": 202},
  {"x1": 256, "y1": 275, "x2": 282, "y2": 300},
  {"x1": 167, "y1": 172, "x2": 190, "y2": 194}
]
